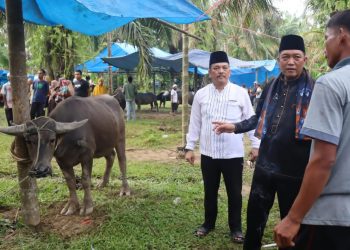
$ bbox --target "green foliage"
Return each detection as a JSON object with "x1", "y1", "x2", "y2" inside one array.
[{"x1": 25, "y1": 25, "x2": 94, "y2": 79}]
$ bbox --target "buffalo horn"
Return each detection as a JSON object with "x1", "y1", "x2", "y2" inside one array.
[
  {"x1": 55, "y1": 119, "x2": 88, "y2": 134},
  {"x1": 0, "y1": 124, "x2": 26, "y2": 136}
]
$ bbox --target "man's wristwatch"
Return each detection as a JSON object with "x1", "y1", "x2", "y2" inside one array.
[{"x1": 184, "y1": 148, "x2": 193, "y2": 153}]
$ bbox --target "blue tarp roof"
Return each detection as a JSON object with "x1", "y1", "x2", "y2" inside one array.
[
  {"x1": 230, "y1": 63, "x2": 280, "y2": 87},
  {"x1": 0, "y1": 0, "x2": 209, "y2": 36},
  {"x1": 102, "y1": 48, "x2": 280, "y2": 87},
  {"x1": 76, "y1": 44, "x2": 171, "y2": 73},
  {"x1": 75, "y1": 42, "x2": 137, "y2": 73},
  {"x1": 102, "y1": 49, "x2": 253, "y2": 72},
  {"x1": 0, "y1": 69, "x2": 8, "y2": 86}
]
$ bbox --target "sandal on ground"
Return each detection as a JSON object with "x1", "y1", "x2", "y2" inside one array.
[
  {"x1": 194, "y1": 226, "x2": 213, "y2": 237},
  {"x1": 230, "y1": 231, "x2": 244, "y2": 244}
]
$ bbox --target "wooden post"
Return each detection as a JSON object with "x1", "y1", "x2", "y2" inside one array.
[
  {"x1": 153, "y1": 72, "x2": 156, "y2": 94},
  {"x1": 181, "y1": 24, "x2": 189, "y2": 146},
  {"x1": 5, "y1": 0, "x2": 40, "y2": 226},
  {"x1": 194, "y1": 66, "x2": 198, "y2": 91},
  {"x1": 107, "y1": 32, "x2": 113, "y2": 94}
]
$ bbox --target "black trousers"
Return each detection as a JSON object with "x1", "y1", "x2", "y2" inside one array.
[
  {"x1": 4, "y1": 108, "x2": 13, "y2": 126},
  {"x1": 30, "y1": 102, "x2": 45, "y2": 119},
  {"x1": 244, "y1": 167, "x2": 302, "y2": 250},
  {"x1": 291, "y1": 224, "x2": 350, "y2": 250},
  {"x1": 201, "y1": 154, "x2": 243, "y2": 232},
  {"x1": 171, "y1": 102, "x2": 178, "y2": 113}
]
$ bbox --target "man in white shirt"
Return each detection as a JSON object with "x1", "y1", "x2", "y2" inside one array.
[
  {"x1": 1, "y1": 73, "x2": 13, "y2": 126},
  {"x1": 170, "y1": 84, "x2": 178, "y2": 114},
  {"x1": 185, "y1": 51, "x2": 260, "y2": 243}
]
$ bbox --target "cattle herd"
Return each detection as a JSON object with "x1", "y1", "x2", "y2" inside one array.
[{"x1": 114, "y1": 90, "x2": 194, "y2": 111}]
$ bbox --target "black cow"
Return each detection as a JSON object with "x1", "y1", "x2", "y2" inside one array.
[
  {"x1": 135, "y1": 92, "x2": 158, "y2": 112},
  {"x1": 0, "y1": 95, "x2": 130, "y2": 216},
  {"x1": 113, "y1": 88, "x2": 126, "y2": 110},
  {"x1": 156, "y1": 91, "x2": 170, "y2": 108}
]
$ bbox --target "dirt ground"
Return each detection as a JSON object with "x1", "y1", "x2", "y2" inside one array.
[{"x1": 126, "y1": 148, "x2": 186, "y2": 162}]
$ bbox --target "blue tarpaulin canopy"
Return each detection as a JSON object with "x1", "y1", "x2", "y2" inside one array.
[
  {"x1": 76, "y1": 44, "x2": 171, "y2": 73},
  {"x1": 0, "y1": 0, "x2": 209, "y2": 36},
  {"x1": 0, "y1": 69, "x2": 8, "y2": 86},
  {"x1": 75, "y1": 42, "x2": 138, "y2": 73},
  {"x1": 230, "y1": 60, "x2": 280, "y2": 87},
  {"x1": 102, "y1": 49, "x2": 280, "y2": 87},
  {"x1": 102, "y1": 49, "x2": 253, "y2": 72}
]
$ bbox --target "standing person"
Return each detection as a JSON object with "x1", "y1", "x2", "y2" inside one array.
[
  {"x1": 254, "y1": 84, "x2": 262, "y2": 110},
  {"x1": 27, "y1": 78, "x2": 33, "y2": 105},
  {"x1": 73, "y1": 70, "x2": 89, "y2": 97},
  {"x1": 185, "y1": 51, "x2": 260, "y2": 243},
  {"x1": 123, "y1": 76, "x2": 137, "y2": 121},
  {"x1": 170, "y1": 84, "x2": 179, "y2": 114},
  {"x1": 31, "y1": 69, "x2": 49, "y2": 119},
  {"x1": 1, "y1": 73, "x2": 13, "y2": 126},
  {"x1": 274, "y1": 10, "x2": 350, "y2": 250},
  {"x1": 92, "y1": 78, "x2": 108, "y2": 96},
  {"x1": 47, "y1": 80, "x2": 60, "y2": 115},
  {"x1": 250, "y1": 81, "x2": 257, "y2": 105},
  {"x1": 213, "y1": 35, "x2": 315, "y2": 250}
]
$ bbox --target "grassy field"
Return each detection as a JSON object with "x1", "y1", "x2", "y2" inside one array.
[{"x1": 0, "y1": 104, "x2": 279, "y2": 250}]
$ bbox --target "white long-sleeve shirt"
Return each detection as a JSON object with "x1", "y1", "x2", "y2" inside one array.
[{"x1": 186, "y1": 82, "x2": 260, "y2": 159}]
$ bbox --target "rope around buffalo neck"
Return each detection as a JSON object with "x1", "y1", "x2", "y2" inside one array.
[
  {"x1": 30, "y1": 119, "x2": 53, "y2": 169},
  {"x1": 0, "y1": 120, "x2": 55, "y2": 201},
  {"x1": 0, "y1": 175, "x2": 30, "y2": 201}
]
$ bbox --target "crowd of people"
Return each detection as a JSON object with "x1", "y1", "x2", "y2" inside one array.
[{"x1": 0, "y1": 69, "x2": 111, "y2": 126}]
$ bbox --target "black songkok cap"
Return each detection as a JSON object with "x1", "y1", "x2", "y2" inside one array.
[
  {"x1": 279, "y1": 34, "x2": 305, "y2": 53},
  {"x1": 209, "y1": 51, "x2": 229, "y2": 67}
]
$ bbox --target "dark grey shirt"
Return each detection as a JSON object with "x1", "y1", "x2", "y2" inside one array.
[{"x1": 302, "y1": 57, "x2": 350, "y2": 226}]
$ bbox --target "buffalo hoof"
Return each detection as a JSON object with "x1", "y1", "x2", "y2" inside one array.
[
  {"x1": 80, "y1": 205, "x2": 93, "y2": 216},
  {"x1": 119, "y1": 186, "x2": 131, "y2": 196},
  {"x1": 60, "y1": 201, "x2": 79, "y2": 216}
]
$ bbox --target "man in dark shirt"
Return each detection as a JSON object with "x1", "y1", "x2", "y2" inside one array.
[
  {"x1": 213, "y1": 35, "x2": 314, "y2": 250},
  {"x1": 31, "y1": 69, "x2": 49, "y2": 119},
  {"x1": 73, "y1": 70, "x2": 89, "y2": 97}
]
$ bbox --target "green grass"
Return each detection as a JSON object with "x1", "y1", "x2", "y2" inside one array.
[{"x1": 0, "y1": 106, "x2": 279, "y2": 250}]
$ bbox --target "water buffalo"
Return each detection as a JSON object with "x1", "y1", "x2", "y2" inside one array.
[
  {"x1": 156, "y1": 91, "x2": 170, "y2": 108},
  {"x1": 135, "y1": 92, "x2": 158, "y2": 111},
  {"x1": 0, "y1": 95, "x2": 130, "y2": 216},
  {"x1": 113, "y1": 88, "x2": 126, "y2": 110},
  {"x1": 177, "y1": 91, "x2": 194, "y2": 105}
]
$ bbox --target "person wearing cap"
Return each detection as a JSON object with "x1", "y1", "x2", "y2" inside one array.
[
  {"x1": 170, "y1": 83, "x2": 178, "y2": 114},
  {"x1": 274, "y1": 10, "x2": 350, "y2": 249},
  {"x1": 1, "y1": 73, "x2": 13, "y2": 126},
  {"x1": 213, "y1": 34, "x2": 315, "y2": 249},
  {"x1": 185, "y1": 51, "x2": 260, "y2": 243}
]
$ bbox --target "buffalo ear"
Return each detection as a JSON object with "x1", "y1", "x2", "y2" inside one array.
[
  {"x1": 0, "y1": 124, "x2": 26, "y2": 136},
  {"x1": 55, "y1": 119, "x2": 88, "y2": 135}
]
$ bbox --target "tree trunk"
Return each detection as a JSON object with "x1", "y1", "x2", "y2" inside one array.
[
  {"x1": 181, "y1": 24, "x2": 189, "y2": 146},
  {"x1": 5, "y1": 0, "x2": 40, "y2": 226}
]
